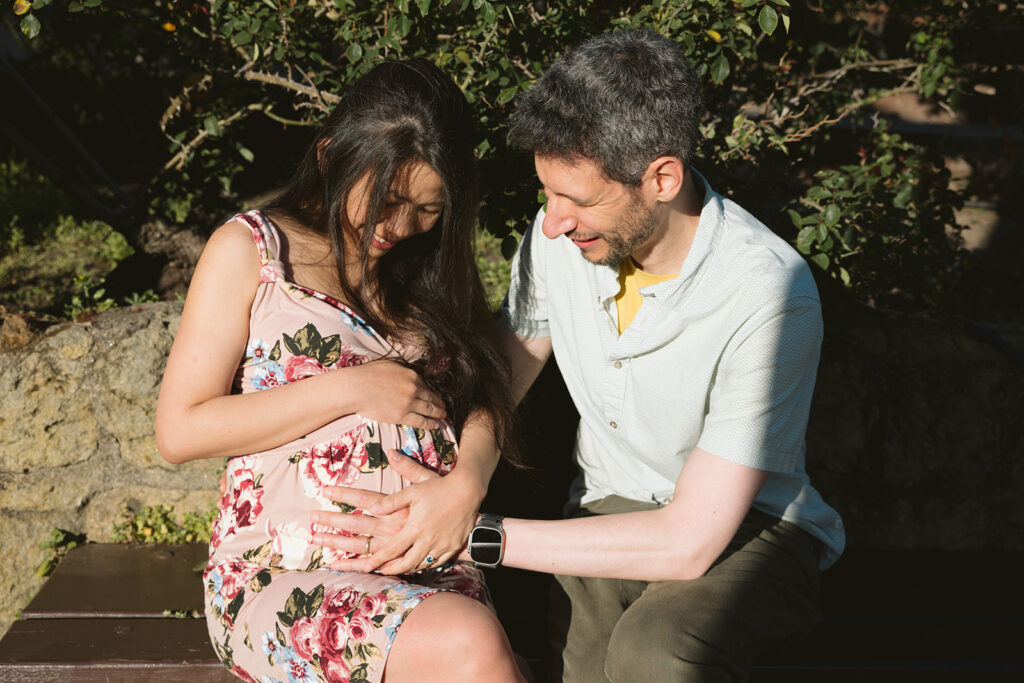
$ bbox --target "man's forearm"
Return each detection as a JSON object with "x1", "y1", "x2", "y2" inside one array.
[
  {"x1": 494, "y1": 448, "x2": 769, "y2": 582},
  {"x1": 500, "y1": 508, "x2": 714, "y2": 581}
]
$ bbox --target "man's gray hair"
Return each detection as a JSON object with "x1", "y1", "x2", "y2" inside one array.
[{"x1": 508, "y1": 27, "x2": 705, "y2": 186}]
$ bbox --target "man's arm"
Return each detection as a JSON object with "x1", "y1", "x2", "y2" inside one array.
[{"x1": 498, "y1": 447, "x2": 767, "y2": 580}]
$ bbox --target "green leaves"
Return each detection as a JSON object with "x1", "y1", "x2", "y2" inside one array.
[
  {"x1": 710, "y1": 54, "x2": 730, "y2": 84},
  {"x1": 18, "y1": 0, "x2": 973, "y2": 319},
  {"x1": 782, "y1": 125, "x2": 967, "y2": 309},
  {"x1": 758, "y1": 6, "x2": 778, "y2": 35},
  {"x1": 823, "y1": 204, "x2": 840, "y2": 228},
  {"x1": 20, "y1": 13, "x2": 41, "y2": 38}
]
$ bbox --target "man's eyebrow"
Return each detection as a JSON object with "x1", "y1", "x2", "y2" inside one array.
[{"x1": 544, "y1": 187, "x2": 591, "y2": 205}]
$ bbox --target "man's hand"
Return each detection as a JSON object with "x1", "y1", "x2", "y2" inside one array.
[{"x1": 313, "y1": 450, "x2": 482, "y2": 575}]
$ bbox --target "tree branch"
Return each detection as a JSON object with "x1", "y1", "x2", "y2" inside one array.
[
  {"x1": 242, "y1": 69, "x2": 340, "y2": 107},
  {"x1": 162, "y1": 103, "x2": 264, "y2": 172}
]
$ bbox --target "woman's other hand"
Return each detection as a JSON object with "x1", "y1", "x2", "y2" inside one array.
[{"x1": 344, "y1": 360, "x2": 446, "y2": 431}]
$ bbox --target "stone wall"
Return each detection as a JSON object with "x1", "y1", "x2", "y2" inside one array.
[
  {"x1": 805, "y1": 311, "x2": 1024, "y2": 552},
  {"x1": 1, "y1": 303, "x2": 1022, "y2": 637},
  {"x1": 0, "y1": 302, "x2": 219, "y2": 636}
]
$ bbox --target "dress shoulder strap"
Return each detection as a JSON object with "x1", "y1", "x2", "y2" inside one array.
[{"x1": 232, "y1": 210, "x2": 284, "y2": 283}]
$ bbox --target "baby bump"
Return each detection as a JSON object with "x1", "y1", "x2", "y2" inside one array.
[{"x1": 209, "y1": 420, "x2": 458, "y2": 570}]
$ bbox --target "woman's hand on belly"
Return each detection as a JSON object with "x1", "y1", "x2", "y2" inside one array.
[
  {"x1": 312, "y1": 449, "x2": 483, "y2": 574},
  {"x1": 344, "y1": 359, "x2": 448, "y2": 431}
]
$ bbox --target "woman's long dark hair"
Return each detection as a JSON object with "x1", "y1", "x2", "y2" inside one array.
[{"x1": 268, "y1": 59, "x2": 517, "y2": 459}]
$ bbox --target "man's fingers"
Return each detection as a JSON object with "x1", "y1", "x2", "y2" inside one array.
[
  {"x1": 323, "y1": 486, "x2": 386, "y2": 509},
  {"x1": 376, "y1": 543, "x2": 432, "y2": 576},
  {"x1": 385, "y1": 449, "x2": 439, "y2": 484},
  {"x1": 368, "y1": 489, "x2": 410, "y2": 516}
]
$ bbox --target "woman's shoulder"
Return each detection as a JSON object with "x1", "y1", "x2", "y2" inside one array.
[
  {"x1": 193, "y1": 216, "x2": 265, "y2": 286},
  {"x1": 207, "y1": 217, "x2": 262, "y2": 260}
]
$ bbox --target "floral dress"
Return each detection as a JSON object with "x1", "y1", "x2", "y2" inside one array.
[{"x1": 204, "y1": 210, "x2": 489, "y2": 683}]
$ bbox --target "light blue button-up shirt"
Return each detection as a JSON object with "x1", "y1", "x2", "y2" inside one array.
[{"x1": 502, "y1": 171, "x2": 845, "y2": 568}]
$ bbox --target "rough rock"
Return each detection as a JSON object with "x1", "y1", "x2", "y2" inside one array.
[
  {"x1": 0, "y1": 302, "x2": 221, "y2": 637},
  {"x1": 0, "y1": 511, "x2": 79, "y2": 638},
  {"x1": 806, "y1": 312, "x2": 1024, "y2": 551}
]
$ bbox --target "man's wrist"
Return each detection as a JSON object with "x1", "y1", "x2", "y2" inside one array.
[{"x1": 467, "y1": 513, "x2": 505, "y2": 568}]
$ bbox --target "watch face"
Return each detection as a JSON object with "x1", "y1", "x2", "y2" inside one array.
[{"x1": 471, "y1": 527, "x2": 503, "y2": 565}]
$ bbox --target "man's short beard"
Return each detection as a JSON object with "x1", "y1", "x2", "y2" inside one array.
[{"x1": 591, "y1": 193, "x2": 661, "y2": 267}]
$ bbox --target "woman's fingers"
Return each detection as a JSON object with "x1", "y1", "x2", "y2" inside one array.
[
  {"x1": 401, "y1": 413, "x2": 443, "y2": 431},
  {"x1": 315, "y1": 531, "x2": 373, "y2": 556},
  {"x1": 414, "y1": 396, "x2": 446, "y2": 418}
]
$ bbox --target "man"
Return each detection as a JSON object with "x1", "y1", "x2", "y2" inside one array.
[
  {"x1": 493, "y1": 26, "x2": 844, "y2": 681},
  {"x1": 326, "y1": 27, "x2": 844, "y2": 682}
]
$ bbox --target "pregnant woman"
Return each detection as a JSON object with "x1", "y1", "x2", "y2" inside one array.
[{"x1": 155, "y1": 59, "x2": 523, "y2": 682}]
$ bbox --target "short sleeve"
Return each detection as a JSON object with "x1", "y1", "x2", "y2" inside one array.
[
  {"x1": 500, "y1": 210, "x2": 551, "y2": 338},
  {"x1": 696, "y1": 299, "x2": 822, "y2": 473}
]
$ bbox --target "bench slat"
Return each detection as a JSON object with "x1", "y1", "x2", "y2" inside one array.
[
  {"x1": 0, "y1": 618, "x2": 233, "y2": 681},
  {"x1": 20, "y1": 543, "x2": 208, "y2": 619},
  {"x1": 752, "y1": 667, "x2": 1024, "y2": 682},
  {"x1": 757, "y1": 619, "x2": 1024, "y2": 668}
]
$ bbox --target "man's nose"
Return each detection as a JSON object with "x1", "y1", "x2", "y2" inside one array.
[{"x1": 542, "y1": 201, "x2": 578, "y2": 240}]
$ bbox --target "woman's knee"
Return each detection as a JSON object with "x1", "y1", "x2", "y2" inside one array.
[{"x1": 386, "y1": 592, "x2": 519, "y2": 682}]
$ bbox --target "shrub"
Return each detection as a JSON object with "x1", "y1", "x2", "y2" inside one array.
[
  {"x1": 10, "y1": 0, "x2": 1022, "y2": 315},
  {"x1": 111, "y1": 504, "x2": 217, "y2": 545}
]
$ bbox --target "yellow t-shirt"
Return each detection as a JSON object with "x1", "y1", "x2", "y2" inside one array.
[{"x1": 614, "y1": 258, "x2": 677, "y2": 334}]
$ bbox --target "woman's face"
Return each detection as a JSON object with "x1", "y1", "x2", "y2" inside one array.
[{"x1": 344, "y1": 161, "x2": 445, "y2": 261}]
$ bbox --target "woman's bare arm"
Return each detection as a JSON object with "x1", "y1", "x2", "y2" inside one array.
[{"x1": 155, "y1": 220, "x2": 445, "y2": 464}]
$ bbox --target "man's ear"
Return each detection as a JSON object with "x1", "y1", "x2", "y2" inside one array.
[{"x1": 643, "y1": 156, "x2": 685, "y2": 203}]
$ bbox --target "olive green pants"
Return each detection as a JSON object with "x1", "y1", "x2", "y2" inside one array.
[{"x1": 551, "y1": 496, "x2": 822, "y2": 683}]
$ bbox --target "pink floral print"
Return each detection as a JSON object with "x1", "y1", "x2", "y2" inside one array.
[{"x1": 203, "y1": 211, "x2": 491, "y2": 683}]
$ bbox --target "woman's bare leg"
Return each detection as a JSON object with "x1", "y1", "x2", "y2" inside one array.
[{"x1": 383, "y1": 592, "x2": 527, "y2": 682}]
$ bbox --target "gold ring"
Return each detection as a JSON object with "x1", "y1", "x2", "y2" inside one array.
[{"x1": 364, "y1": 535, "x2": 372, "y2": 555}]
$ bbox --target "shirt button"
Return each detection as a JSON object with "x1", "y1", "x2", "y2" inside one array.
[
  {"x1": 609, "y1": 421, "x2": 618, "y2": 429},
  {"x1": 613, "y1": 361, "x2": 622, "y2": 369}
]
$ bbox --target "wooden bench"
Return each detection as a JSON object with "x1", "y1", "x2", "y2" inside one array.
[
  {"x1": 3, "y1": 544, "x2": 1021, "y2": 681},
  {"x1": 487, "y1": 549, "x2": 1024, "y2": 682},
  {"x1": 750, "y1": 549, "x2": 1024, "y2": 682},
  {"x1": 0, "y1": 543, "x2": 232, "y2": 681}
]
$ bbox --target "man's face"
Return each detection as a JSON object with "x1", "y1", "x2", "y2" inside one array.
[{"x1": 535, "y1": 155, "x2": 662, "y2": 266}]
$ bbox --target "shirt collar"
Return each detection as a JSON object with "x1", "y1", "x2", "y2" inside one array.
[{"x1": 597, "y1": 168, "x2": 722, "y2": 304}]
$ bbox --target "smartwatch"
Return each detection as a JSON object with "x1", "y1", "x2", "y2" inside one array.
[{"x1": 468, "y1": 513, "x2": 505, "y2": 568}]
